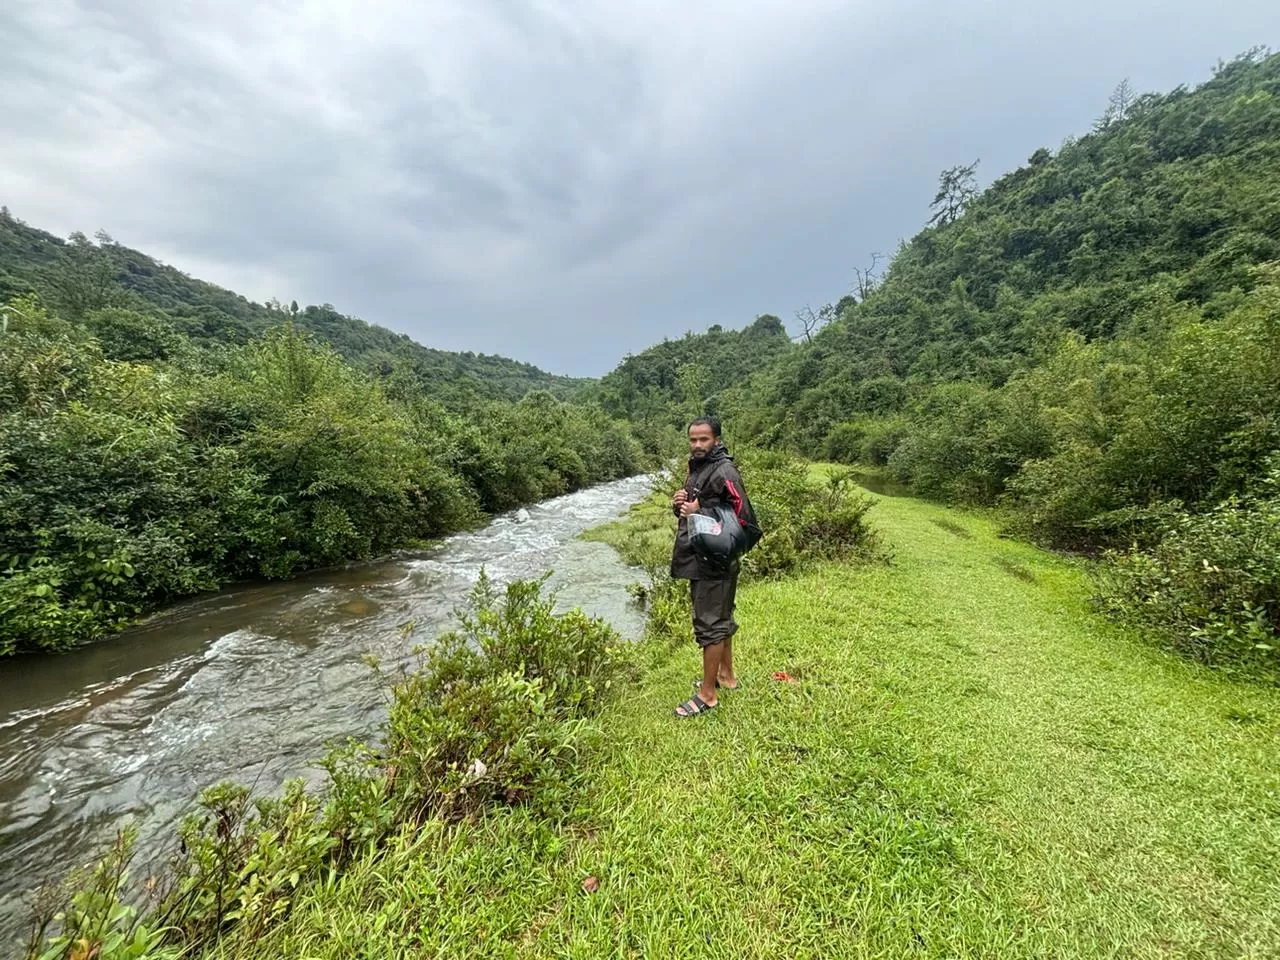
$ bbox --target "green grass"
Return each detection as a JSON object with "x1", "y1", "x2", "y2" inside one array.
[{"x1": 205, "y1": 489, "x2": 1280, "y2": 960}]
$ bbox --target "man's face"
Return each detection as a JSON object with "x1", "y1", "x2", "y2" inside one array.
[{"x1": 688, "y1": 423, "x2": 717, "y2": 459}]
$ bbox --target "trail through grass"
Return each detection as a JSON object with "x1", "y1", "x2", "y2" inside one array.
[{"x1": 208, "y1": 489, "x2": 1280, "y2": 959}]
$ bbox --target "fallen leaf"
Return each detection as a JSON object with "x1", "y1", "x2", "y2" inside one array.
[
  {"x1": 582, "y1": 875, "x2": 600, "y2": 894},
  {"x1": 771, "y1": 671, "x2": 798, "y2": 684}
]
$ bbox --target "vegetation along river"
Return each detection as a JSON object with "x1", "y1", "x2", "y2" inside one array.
[{"x1": 0, "y1": 476, "x2": 652, "y2": 948}]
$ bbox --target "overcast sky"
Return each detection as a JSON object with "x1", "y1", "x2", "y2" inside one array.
[{"x1": 2, "y1": 1, "x2": 1276, "y2": 375}]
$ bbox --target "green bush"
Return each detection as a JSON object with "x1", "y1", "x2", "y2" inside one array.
[
  {"x1": 380, "y1": 572, "x2": 627, "y2": 821},
  {"x1": 823, "y1": 420, "x2": 868, "y2": 464},
  {"x1": 152, "y1": 780, "x2": 335, "y2": 948},
  {"x1": 858, "y1": 416, "x2": 912, "y2": 467},
  {"x1": 886, "y1": 380, "x2": 1051, "y2": 505},
  {"x1": 1094, "y1": 467, "x2": 1280, "y2": 673},
  {"x1": 738, "y1": 452, "x2": 884, "y2": 578}
]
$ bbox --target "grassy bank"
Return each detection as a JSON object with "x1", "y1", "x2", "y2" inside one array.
[{"x1": 178, "y1": 482, "x2": 1280, "y2": 960}]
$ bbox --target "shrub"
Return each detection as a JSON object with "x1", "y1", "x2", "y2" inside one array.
[
  {"x1": 1094, "y1": 466, "x2": 1280, "y2": 673},
  {"x1": 859, "y1": 416, "x2": 912, "y2": 466},
  {"x1": 823, "y1": 420, "x2": 868, "y2": 464},
  {"x1": 738, "y1": 452, "x2": 884, "y2": 578},
  {"x1": 380, "y1": 572, "x2": 627, "y2": 821}
]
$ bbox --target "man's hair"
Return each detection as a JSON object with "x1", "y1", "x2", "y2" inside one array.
[{"x1": 688, "y1": 415, "x2": 722, "y2": 439}]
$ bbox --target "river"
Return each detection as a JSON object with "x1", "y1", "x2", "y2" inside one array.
[{"x1": 0, "y1": 475, "x2": 652, "y2": 952}]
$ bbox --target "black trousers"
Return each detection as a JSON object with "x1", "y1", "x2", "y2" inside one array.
[{"x1": 690, "y1": 576, "x2": 739, "y2": 648}]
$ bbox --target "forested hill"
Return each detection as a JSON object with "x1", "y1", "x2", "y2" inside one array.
[
  {"x1": 0, "y1": 212, "x2": 588, "y2": 404},
  {"x1": 585, "y1": 313, "x2": 795, "y2": 436},
  {"x1": 0, "y1": 211, "x2": 636, "y2": 657},
  {"x1": 723, "y1": 48, "x2": 1280, "y2": 450}
]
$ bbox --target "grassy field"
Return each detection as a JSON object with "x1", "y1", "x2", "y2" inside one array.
[{"x1": 206, "y1": 486, "x2": 1280, "y2": 959}]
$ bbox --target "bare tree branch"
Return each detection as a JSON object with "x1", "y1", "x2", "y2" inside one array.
[{"x1": 928, "y1": 161, "x2": 979, "y2": 227}]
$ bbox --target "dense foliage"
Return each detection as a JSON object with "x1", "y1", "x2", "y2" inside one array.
[
  {"x1": 719, "y1": 49, "x2": 1280, "y2": 452},
  {"x1": 0, "y1": 297, "x2": 642, "y2": 656},
  {"x1": 738, "y1": 52, "x2": 1280, "y2": 666},
  {"x1": 1095, "y1": 461, "x2": 1280, "y2": 672},
  {"x1": 582, "y1": 314, "x2": 794, "y2": 447}
]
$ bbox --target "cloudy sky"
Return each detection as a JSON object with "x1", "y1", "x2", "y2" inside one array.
[{"x1": 2, "y1": 1, "x2": 1276, "y2": 375}]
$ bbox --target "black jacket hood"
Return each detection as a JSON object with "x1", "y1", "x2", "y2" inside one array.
[{"x1": 689, "y1": 443, "x2": 731, "y2": 470}]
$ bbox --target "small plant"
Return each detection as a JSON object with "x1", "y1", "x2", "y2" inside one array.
[
  {"x1": 23, "y1": 828, "x2": 176, "y2": 960},
  {"x1": 151, "y1": 779, "x2": 335, "y2": 947}
]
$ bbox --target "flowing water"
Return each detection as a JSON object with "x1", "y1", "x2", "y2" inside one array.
[{"x1": 0, "y1": 476, "x2": 652, "y2": 952}]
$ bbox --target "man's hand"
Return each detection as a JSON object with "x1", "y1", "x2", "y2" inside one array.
[
  {"x1": 673, "y1": 489, "x2": 688, "y2": 509},
  {"x1": 679, "y1": 498, "x2": 700, "y2": 519}
]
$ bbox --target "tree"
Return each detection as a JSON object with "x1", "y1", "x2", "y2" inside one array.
[
  {"x1": 795, "y1": 305, "x2": 821, "y2": 343},
  {"x1": 794, "y1": 303, "x2": 839, "y2": 343},
  {"x1": 1096, "y1": 77, "x2": 1136, "y2": 129},
  {"x1": 928, "y1": 161, "x2": 979, "y2": 227},
  {"x1": 53, "y1": 232, "x2": 121, "y2": 320},
  {"x1": 852, "y1": 252, "x2": 884, "y2": 301}
]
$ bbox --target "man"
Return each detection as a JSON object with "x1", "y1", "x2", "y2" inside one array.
[{"x1": 670, "y1": 416, "x2": 755, "y2": 718}]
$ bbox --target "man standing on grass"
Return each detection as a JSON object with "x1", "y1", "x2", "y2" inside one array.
[{"x1": 671, "y1": 416, "x2": 755, "y2": 718}]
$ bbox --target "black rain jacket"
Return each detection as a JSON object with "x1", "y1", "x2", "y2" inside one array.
[{"x1": 670, "y1": 444, "x2": 757, "y2": 580}]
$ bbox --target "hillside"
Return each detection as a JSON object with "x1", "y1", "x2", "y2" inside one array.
[
  {"x1": 722, "y1": 48, "x2": 1280, "y2": 450},
  {"x1": 586, "y1": 313, "x2": 795, "y2": 442},
  {"x1": 0, "y1": 211, "x2": 588, "y2": 404}
]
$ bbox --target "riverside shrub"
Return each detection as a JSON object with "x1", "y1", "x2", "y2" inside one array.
[
  {"x1": 0, "y1": 301, "x2": 644, "y2": 656},
  {"x1": 23, "y1": 575, "x2": 627, "y2": 958}
]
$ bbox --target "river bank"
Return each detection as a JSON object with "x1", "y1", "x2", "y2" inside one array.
[
  {"x1": 174, "y1": 483, "x2": 1280, "y2": 959},
  {"x1": 0, "y1": 477, "x2": 653, "y2": 954}
]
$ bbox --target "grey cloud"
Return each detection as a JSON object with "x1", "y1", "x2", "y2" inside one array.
[{"x1": 2, "y1": 0, "x2": 1277, "y2": 374}]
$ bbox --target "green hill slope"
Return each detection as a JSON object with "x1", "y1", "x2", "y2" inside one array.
[
  {"x1": 711, "y1": 49, "x2": 1280, "y2": 668},
  {"x1": 584, "y1": 313, "x2": 795, "y2": 446},
  {"x1": 725, "y1": 48, "x2": 1280, "y2": 449},
  {"x1": 0, "y1": 211, "x2": 589, "y2": 403}
]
